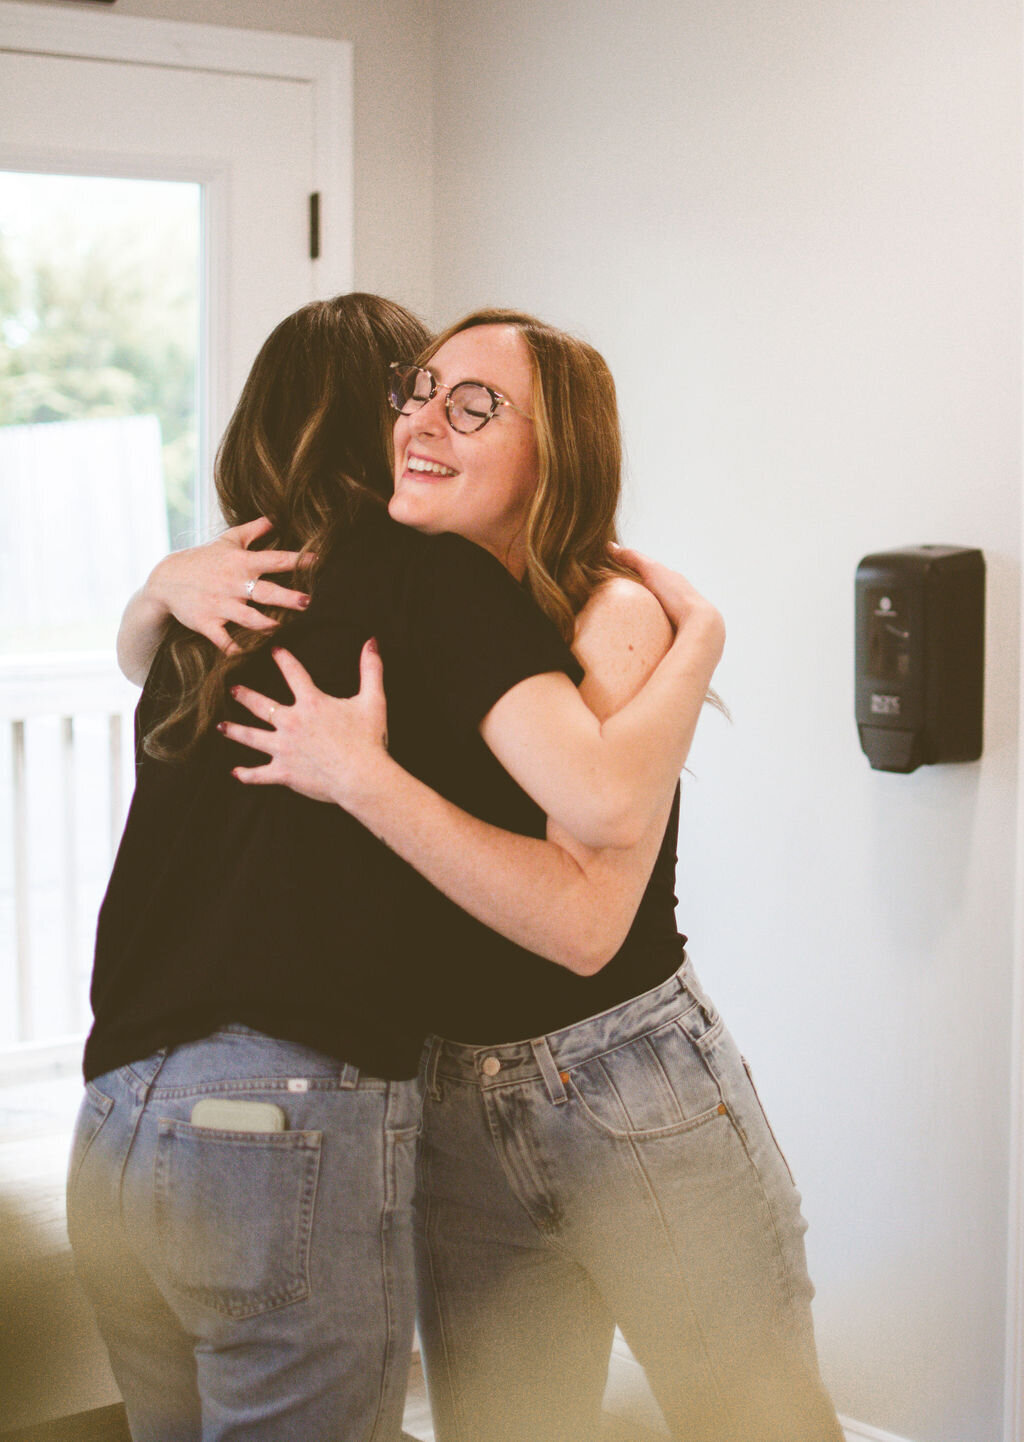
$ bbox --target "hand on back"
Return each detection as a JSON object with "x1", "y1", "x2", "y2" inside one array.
[
  {"x1": 146, "y1": 516, "x2": 313, "y2": 653},
  {"x1": 221, "y1": 642, "x2": 392, "y2": 808}
]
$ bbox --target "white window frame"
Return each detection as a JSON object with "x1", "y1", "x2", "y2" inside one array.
[
  {"x1": 0, "y1": 1, "x2": 353, "y2": 509},
  {"x1": 0, "y1": 1, "x2": 352, "y2": 296}
]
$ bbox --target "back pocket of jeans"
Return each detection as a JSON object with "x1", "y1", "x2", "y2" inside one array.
[{"x1": 155, "y1": 1117, "x2": 322, "y2": 1318}]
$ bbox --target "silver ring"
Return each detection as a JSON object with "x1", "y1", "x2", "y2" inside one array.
[{"x1": 244, "y1": 578, "x2": 257, "y2": 599}]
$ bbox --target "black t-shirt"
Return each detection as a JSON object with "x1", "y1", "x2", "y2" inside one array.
[
  {"x1": 84, "y1": 506, "x2": 583, "y2": 1082},
  {"x1": 421, "y1": 788, "x2": 686, "y2": 1046}
]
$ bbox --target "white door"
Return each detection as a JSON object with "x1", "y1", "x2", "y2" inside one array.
[
  {"x1": 0, "y1": 8, "x2": 351, "y2": 1053},
  {"x1": 0, "y1": 10, "x2": 351, "y2": 503},
  {"x1": 0, "y1": 47, "x2": 317, "y2": 475}
]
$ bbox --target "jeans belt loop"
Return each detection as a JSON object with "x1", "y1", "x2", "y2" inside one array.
[
  {"x1": 424, "y1": 1039, "x2": 444, "y2": 1103},
  {"x1": 531, "y1": 1037, "x2": 568, "y2": 1106},
  {"x1": 680, "y1": 964, "x2": 714, "y2": 1028},
  {"x1": 339, "y1": 1062, "x2": 359, "y2": 1090},
  {"x1": 125, "y1": 1047, "x2": 168, "y2": 1103}
]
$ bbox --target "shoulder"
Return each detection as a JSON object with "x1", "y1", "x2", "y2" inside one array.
[
  {"x1": 572, "y1": 577, "x2": 673, "y2": 719},
  {"x1": 394, "y1": 524, "x2": 516, "y2": 585},
  {"x1": 394, "y1": 529, "x2": 578, "y2": 678},
  {"x1": 428, "y1": 528, "x2": 512, "y2": 576},
  {"x1": 574, "y1": 576, "x2": 673, "y2": 660},
  {"x1": 403, "y1": 530, "x2": 552, "y2": 635},
  {"x1": 361, "y1": 520, "x2": 521, "y2": 616}
]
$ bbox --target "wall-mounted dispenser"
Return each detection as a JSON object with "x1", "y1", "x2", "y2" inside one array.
[{"x1": 854, "y1": 546, "x2": 985, "y2": 774}]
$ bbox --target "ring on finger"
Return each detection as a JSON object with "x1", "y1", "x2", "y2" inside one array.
[
  {"x1": 268, "y1": 704, "x2": 277, "y2": 724},
  {"x1": 244, "y1": 578, "x2": 257, "y2": 600}
]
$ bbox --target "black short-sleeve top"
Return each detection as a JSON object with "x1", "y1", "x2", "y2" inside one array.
[{"x1": 84, "y1": 506, "x2": 584, "y2": 1082}]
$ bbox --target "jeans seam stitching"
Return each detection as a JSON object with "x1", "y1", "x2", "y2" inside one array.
[
  {"x1": 720, "y1": 1102, "x2": 800, "y2": 1312},
  {"x1": 66, "y1": 1087, "x2": 115, "y2": 1207},
  {"x1": 646, "y1": 1033, "x2": 688, "y2": 1127},
  {"x1": 420, "y1": 1121, "x2": 470, "y2": 1442},
  {"x1": 367, "y1": 1095, "x2": 396, "y2": 1441},
  {"x1": 624, "y1": 1132, "x2": 728, "y2": 1409}
]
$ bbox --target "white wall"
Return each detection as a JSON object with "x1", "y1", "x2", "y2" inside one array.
[
  {"x1": 6, "y1": 2, "x2": 1020, "y2": 1437},
  {"x1": 431, "y1": 4, "x2": 1021, "y2": 1440},
  {"x1": 15, "y1": 0, "x2": 436, "y2": 320}
]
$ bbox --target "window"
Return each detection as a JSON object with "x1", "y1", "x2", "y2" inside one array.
[{"x1": 0, "y1": 171, "x2": 201, "y2": 1053}]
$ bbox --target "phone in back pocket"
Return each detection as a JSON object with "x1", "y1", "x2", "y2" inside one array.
[{"x1": 190, "y1": 1098, "x2": 287, "y2": 1132}]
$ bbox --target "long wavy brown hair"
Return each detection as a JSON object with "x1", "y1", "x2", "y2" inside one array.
[
  {"x1": 419, "y1": 309, "x2": 634, "y2": 644},
  {"x1": 145, "y1": 292, "x2": 431, "y2": 760}
]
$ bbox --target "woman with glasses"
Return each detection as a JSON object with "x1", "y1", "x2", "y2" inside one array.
[
  {"x1": 73, "y1": 296, "x2": 738, "y2": 1442},
  {"x1": 154, "y1": 306, "x2": 842, "y2": 1441}
]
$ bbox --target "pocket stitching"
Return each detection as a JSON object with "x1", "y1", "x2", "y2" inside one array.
[
  {"x1": 154, "y1": 1122, "x2": 322, "y2": 1319},
  {"x1": 563, "y1": 1015, "x2": 725, "y2": 1140},
  {"x1": 565, "y1": 1078, "x2": 725, "y2": 1141}
]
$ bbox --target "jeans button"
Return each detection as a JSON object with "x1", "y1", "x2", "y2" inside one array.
[{"x1": 481, "y1": 1056, "x2": 501, "y2": 1077}]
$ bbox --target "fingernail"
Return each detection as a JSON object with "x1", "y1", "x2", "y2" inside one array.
[
  {"x1": 299, "y1": 595, "x2": 310, "y2": 608},
  {"x1": 230, "y1": 686, "x2": 239, "y2": 697},
  {"x1": 216, "y1": 722, "x2": 227, "y2": 733},
  {"x1": 366, "y1": 637, "x2": 379, "y2": 654}
]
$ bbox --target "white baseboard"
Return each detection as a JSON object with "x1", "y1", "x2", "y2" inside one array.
[{"x1": 841, "y1": 1415, "x2": 913, "y2": 1442}]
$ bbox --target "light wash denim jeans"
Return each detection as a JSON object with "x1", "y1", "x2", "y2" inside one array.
[
  {"x1": 415, "y1": 958, "x2": 843, "y2": 1442},
  {"x1": 66, "y1": 1027, "x2": 421, "y2": 1442}
]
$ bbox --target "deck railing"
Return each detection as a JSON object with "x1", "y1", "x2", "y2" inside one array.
[{"x1": 0, "y1": 653, "x2": 138, "y2": 1049}]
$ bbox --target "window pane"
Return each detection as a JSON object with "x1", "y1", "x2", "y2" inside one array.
[
  {"x1": 0, "y1": 172, "x2": 201, "y2": 1048},
  {"x1": 0, "y1": 172, "x2": 201, "y2": 655}
]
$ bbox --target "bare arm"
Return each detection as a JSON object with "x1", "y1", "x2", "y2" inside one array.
[
  {"x1": 477, "y1": 565, "x2": 722, "y2": 847},
  {"x1": 117, "y1": 516, "x2": 313, "y2": 685},
  {"x1": 223, "y1": 575, "x2": 694, "y2": 973}
]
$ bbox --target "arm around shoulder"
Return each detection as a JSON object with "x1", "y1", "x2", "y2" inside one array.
[
  {"x1": 480, "y1": 572, "x2": 723, "y2": 849},
  {"x1": 572, "y1": 577, "x2": 675, "y2": 720},
  {"x1": 117, "y1": 578, "x2": 172, "y2": 686}
]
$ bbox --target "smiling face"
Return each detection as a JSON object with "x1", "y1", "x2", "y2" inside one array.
[{"x1": 388, "y1": 323, "x2": 540, "y2": 578}]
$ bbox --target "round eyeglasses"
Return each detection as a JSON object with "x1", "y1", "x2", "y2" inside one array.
[{"x1": 388, "y1": 362, "x2": 533, "y2": 435}]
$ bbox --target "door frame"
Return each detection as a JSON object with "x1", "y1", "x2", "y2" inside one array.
[
  {"x1": 1008, "y1": 177, "x2": 1024, "y2": 1437},
  {"x1": 1009, "y1": 614, "x2": 1024, "y2": 1432},
  {"x1": 0, "y1": 1, "x2": 353, "y2": 531},
  {"x1": 0, "y1": 2, "x2": 351, "y2": 288}
]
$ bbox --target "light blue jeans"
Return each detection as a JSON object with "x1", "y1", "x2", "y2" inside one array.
[
  {"x1": 415, "y1": 959, "x2": 843, "y2": 1442},
  {"x1": 66, "y1": 1027, "x2": 420, "y2": 1442}
]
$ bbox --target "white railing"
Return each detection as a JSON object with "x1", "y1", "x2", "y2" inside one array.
[{"x1": 0, "y1": 653, "x2": 138, "y2": 1051}]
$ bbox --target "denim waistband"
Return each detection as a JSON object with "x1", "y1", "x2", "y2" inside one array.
[
  {"x1": 425, "y1": 955, "x2": 717, "y2": 1103},
  {"x1": 115, "y1": 1026, "x2": 366, "y2": 1099}
]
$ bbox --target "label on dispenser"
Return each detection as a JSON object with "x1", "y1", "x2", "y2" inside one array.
[{"x1": 867, "y1": 588, "x2": 910, "y2": 683}]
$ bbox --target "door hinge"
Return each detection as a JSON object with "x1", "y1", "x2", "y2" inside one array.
[{"x1": 309, "y1": 192, "x2": 321, "y2": 260}]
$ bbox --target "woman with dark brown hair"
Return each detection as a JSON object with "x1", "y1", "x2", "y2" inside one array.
[
  {"x1": 72, "y1": 297, "x2": 736, "y2": 1442},
  {"x1": 176, "y1": 309, "x2": 842, "y2": 1441}
]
